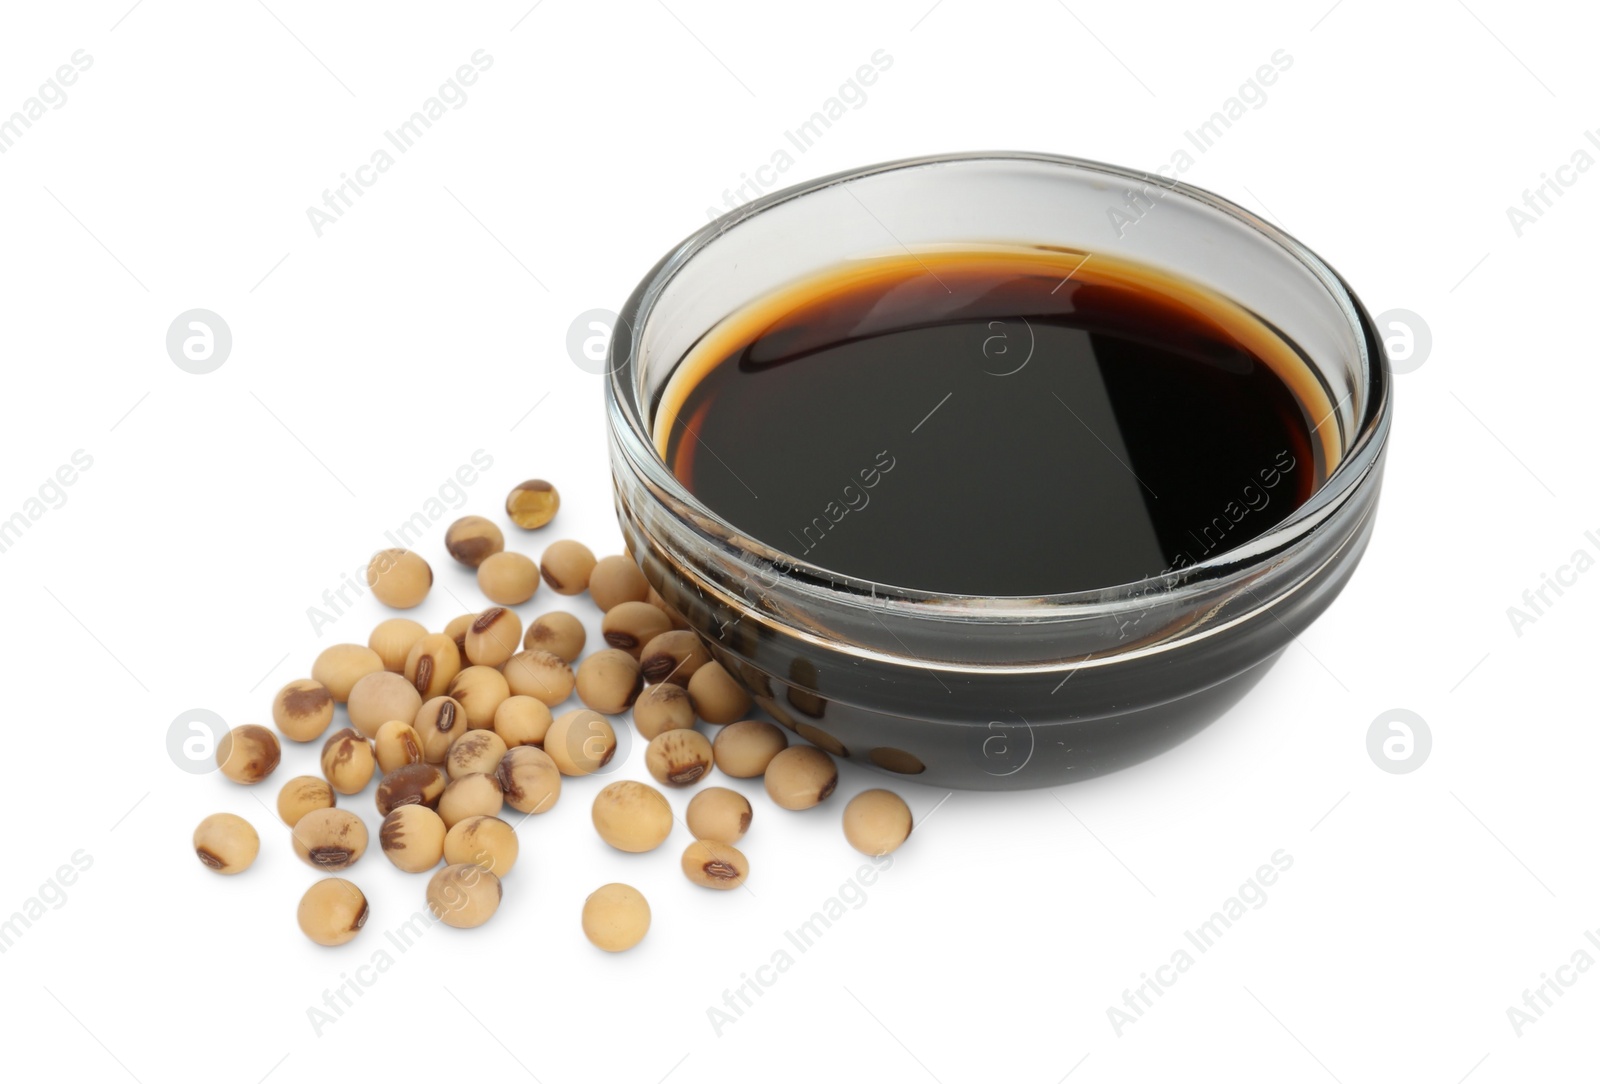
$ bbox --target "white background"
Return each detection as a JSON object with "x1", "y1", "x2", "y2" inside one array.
[{"x1": 1, "y1": 1, "x2": 1595, "y2": 1081}]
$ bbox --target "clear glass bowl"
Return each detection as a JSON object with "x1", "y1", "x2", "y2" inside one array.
[{"x1": 606, "y1": 151, "x2": 1392, "y2": 789}]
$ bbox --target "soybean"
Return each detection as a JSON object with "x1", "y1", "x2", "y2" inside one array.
[
  {"x1": 764, "y1": 746, "x2": 838, "y2": 810},
  {"x1": 638, "y1": 630, "x2": 710, "y2": 686},
  {"x1": 298, "y1": 878, "x2": 369, "y2": 946},
  {"x1": 379, "y1": 805, "x2": 446, "y2": 873},
  {"x1": 447, "y1": 730, "x2": 508, "y2": 779},
  {"x1": 545, "y1": 709, "x2": 617, "y2": 776},
  {"x1": 685, "y1": 787, "x2": 752, "y2": 844},
  {"x1": 687, "y1": 661, "x2": 752, "y2": 725},
  {"x1": 587, "y1": 555, "x2": 649, "y2": 612},
  {"x1": 193, "y1": 813, "x2": 259, "y2": 874},
  {"x1": 443, "y1": 613, "x2": 476, "y2": 660},
  {"x1": 367, "y1": 548, "x2": 432, "y2": 609},
  {"x1": 272, "y1": 678, "x2": 334, "y2": 743},
  {"x1": 447, "y1": 665, "x2": 511, "y2": 730},
  {"x1": 582, "y1": 883, "x2": 650, "y2": 952},
  {"x1": 437, "y1": 773, "x2": 503, "y2": 829},
  {"x1": 477, "y1": 551, "x2": 540, "y2": 605},
  {"x1": 495, "y1": 746, "x2": 562, "y2": 815},
  {"x1": 292, "y1": 808, "x2": 368, "y2": 870},
  {"x1": 321, "y1": 728, "x2": 377, "y2": 795},
  {"x1": 632, "y1": 683, "x2": 696, "y2": 741},
  {"x1": 842, "y1": 789, "x2": 913, "y2": 857},
  {"x1": 505, "y1": 479, "x2": 559, "y2": 529},
  {"x1": 503, "y1": 649, "x2": 574, "y2": 706},
  {"x1": 312, "y1": 644, "x2": 384, "y2": 703},
  {"x1": 591, "y1": 780, "x2": 673, "y2": 853},
  {"x1": 575, "y1": 649, "x2": 643, "y2": 715},
  {"x1": 413, "y1": 696, "x2": 468, "y2": 764},
  {"x1": 493, "y1": 695, "x2": 553, "y2": 749},
  {"x1": 427, "y1": 863, "x2": 502, "y2": 928},
  {"x1": 464, "y1": 607, "x2": 522, "y2": 669},
  {"x1": 443, "y1": 815, "x2": 519, "y2": 875},
  {"x1": 369, "y1": 618, "x2": 428, "y2": 674},
  {"x1": 601, "y1": 601, "x2": 671, "y2": 657},
  {"x1": 404, "y1": 633, "x2": 461, "y2": 701},
  {"x1": 523, "y1": 611, "x2": 586, "y2": 663},
  {"x1": 375, "y1": 763, "x2": 446, "y2": 816},
  {"x1": 681, "y1": 839, "x2": 749, "y2": 890},
  {"x1": 540, "y1": 539, "x2": 596, "y2": 595},
  {"x1": 346, "y1": 671, "x2": 423, "y2": 740},
  {"x1": 217, "y1": 725, "x2": 280, "y2": 784},
  {"x1": 277, "y1": 776, "x2": 336, "y2": 828},
  {"x1": 373, "y1": 720, "x2": 425, "y2": 774},
  {"x1": 445, "y1": 515, "x2": 505, "y2": 569},
  {"x1": 645, "y1": 729, "x2": 714, "y2": 788},
  {"x1": 712, "y1": 720, "x2": 787, "y2": 778}
]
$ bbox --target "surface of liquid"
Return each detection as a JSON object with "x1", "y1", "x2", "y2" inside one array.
[{"x1": 655, "y1": 247, "x2": 1335, "y2": 597}]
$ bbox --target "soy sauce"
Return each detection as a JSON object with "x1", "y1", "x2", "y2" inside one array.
[{"x1": 654, "y1": 247, "x2": 1334, "y2": 597}]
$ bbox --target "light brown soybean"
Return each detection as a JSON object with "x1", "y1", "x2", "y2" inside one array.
[
  {"x1": 427, "y1": 863, "x2": 503, "y2": 928},
  {"x1": 576, "y1": 649, "x2": 643, "y2": 715},
  {"x1": 447, "y1": 665, "x2": 511, "y2": 730},
  {"x1": 379, "y1": 805, "x2": 445, "y2": 873},
  {"x1": 764, "y1": 746, "x2": 838, "y2": 810},
  {"x1": 493, "y1": 695, "x2": 553, "y2": 749},
  {"x1": 277, "y1": 776, "x2": 336, "y2": 828},
  {"x1": 292, "y1": 808, "x2": 368, "y2": 870},
  {"x1": 272, "y1": 678, "x2": 335, "y2": 742},
  {"x1": 587, "y1": 556, "x2": 649, "y2": 612},
  {"x1": 686, "y1": 787, "x2": 752, "y2": 844},
  {"x1": 404, "y1": 633, "x2": 461, "y2": 701},
  {"x1": 297, "y1": 878, "x2": 369, "y2": 946},
  {"x1": 447, "y1": 730, "x2": 508, "y2": 780},
  {"x1": 523, "y1": 611, "x2": 586, "y2": 662},
  {"x1": 632, "y1": 683, "x2": 696, "y2": 741},
  {"x1": 506, "y1": 479, "x2": 559, "y2": 529},
  {"x1": 445, "y1": 515, "x2": 505, "y2": 569},
  {"x1": 347, "y1": 671, "x2": 423, "y2": 740},
  {"x1": 367, "y1": 548, "x2": 432, "y2": 609},
  {"x1": 582, "y1": 883, "x2": 650, "y2": 952},
  {"x1": 477, "y1": 551, "x2": 540, "y2": 605},
  {"x1": 687, "y1": 661, "x2": 753, "y2": 726},
  {"x1": 638, "y1": 630, "x2": 711, "y2": 686},
  {"x1": 312, "y1": 644, "x2": 385, "y2": 703},
  {"x1": 591, "y1": 780, "x2": 673, "y2": 853},
  {"x1": 713, "y1": 720, "x2": 788, "y2": 779},
  {"x1": 369, "y1": 618, "x2": 429, "y2": 673},
  {"x1": 413, "y1": 696, "x2": 468, "y2": 764},
  {"x1": 217, "y1": 724, "x2": 281, "y2": 784},
  {"x1": 647, "y1": 586, "x2": 691, "y2": 630},
  {"x1": 842, "y1": 789, "x2": 913, "y2": 857},
  {"x1": 375, "y1": 763, "x2": 447, "y2": 816},
  {"x1": 373, "y1": 720, "x2": 425, "y2": 774},
  {"x1": 443, "y1": 815, "x2": 519, "y2": 875},
  {"x1": 443, "y1": 613, "x2": 476, "y2": 660},
  {"x1": 681, "y1": 839, "x2": 749, "y2": 890},
  {"x1": 495, "y1": 746, "x2": 561, "y2": 815},
  {"x1": 645, "y1": 729, "x2": 714, "y2": 788},
  {"x1": 545, "y1": 709, "x2": 617, "y2": 776},
  {"x1": 437, "y1": 773, "x2": 503, "y2": 829},
  {"x1": 320, "y1": 728, "x2": 376, "y2": 795},
  {"x1": 503, "y1": 649, "x2": 574, "y2": 706},
  {"x1": 464, "y1": 607, "x2": 523, "y2": 668},
  {"x1": 540, "y1": 539, "x2": 596, "y2": 595},
  {"x1": 601, "y1": 601, "x2": 672, "y2": 657},
  {"x1": 193, "y1": 812, "x2": 259, "y2": 874}
]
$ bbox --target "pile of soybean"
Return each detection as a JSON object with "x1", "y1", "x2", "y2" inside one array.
[{"x1": 192, "y1": 478, "x2": 913, "y2": 953}]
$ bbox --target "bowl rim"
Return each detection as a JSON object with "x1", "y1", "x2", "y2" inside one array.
[{"x1": 607, "y1": 150, "x2": 1393, "y2": 621}]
